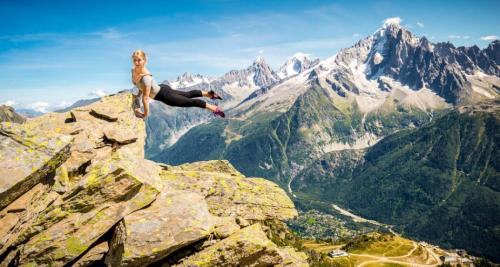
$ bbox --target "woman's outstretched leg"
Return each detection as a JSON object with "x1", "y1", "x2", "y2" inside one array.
[
  {"x1": 171, "y1": 88, "x2": 223, "y2": 100},
  {"x1": 155, "y1": 89, "x2": 225, "y2": 117},
  {"x1": 170, "y1": 88, "x2": 203, "y2": 98}
]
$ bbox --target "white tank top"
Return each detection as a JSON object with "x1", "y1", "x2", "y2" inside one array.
[{"x1": 131, "y1": 69, "x2": 161, "y2": 99}]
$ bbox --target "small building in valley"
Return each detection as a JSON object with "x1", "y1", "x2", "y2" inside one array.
[{"x1": 328, "y1": 250, "x2": 348, "y2": 257}]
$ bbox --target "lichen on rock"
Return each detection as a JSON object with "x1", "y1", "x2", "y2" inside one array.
[
  {"x1": 159, "y1": 160, "x2": 298, "y2": 221},
  {"x1": 0, "y1": 92, "x2": 307, "y2": 266}
]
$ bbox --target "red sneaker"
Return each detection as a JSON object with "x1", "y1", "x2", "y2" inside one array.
[
  {"x1": 208, "y1": 90, "x2": 223, "y2": 100},
  {"x1": 213, "y1": 107, "x2": 225, "y2": 118}
]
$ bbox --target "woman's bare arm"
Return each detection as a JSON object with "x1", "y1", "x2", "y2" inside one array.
[{"x1": 141, "y1": 75, "x2": 152, "y2": 118}]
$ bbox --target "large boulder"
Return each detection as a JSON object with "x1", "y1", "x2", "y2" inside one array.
[
  {"x1": 105, "y1": 190, "x2": 217, "y2": 266},
  {"x1": 159, "y1": 160, "x2": 298, "y2": 221},
  {"x1": 10, "y1": 157, "x2": 160, "y2": 266},
  {"x1": 172, "y1": 223, "x2": 301, "y2": 267},
  {"x1": 0, "y1": 121, "x2": 72, "y2": 210}
]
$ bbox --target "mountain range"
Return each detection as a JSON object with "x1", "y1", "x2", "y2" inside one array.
[
  {"x1": 144, "y1": 52, "x2": 320, "y2": 158},
  {"x1": 149, "y1": 22, "x2": 500, "y2": 261}
]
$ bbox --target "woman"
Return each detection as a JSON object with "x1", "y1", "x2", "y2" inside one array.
[{"x1": 131, "y1": 49, "x2": 225, "y2": 119}]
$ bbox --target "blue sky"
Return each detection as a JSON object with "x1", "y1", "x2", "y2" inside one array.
[{"x1": 1, "y1": 0, "x2": 498, "y2": 112}]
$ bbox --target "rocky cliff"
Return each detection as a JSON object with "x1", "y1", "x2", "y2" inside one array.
[
  {"x1": 0, "y1": 105, "x2": 26, "y2": 124},
  {"x1": 0, "y1": 92, "x2": 307, "y2": 266}
]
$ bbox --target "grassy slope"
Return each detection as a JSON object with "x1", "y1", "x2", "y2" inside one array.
[{"x1": 304, "y1": 232, "x2": 442, "y2": 267}]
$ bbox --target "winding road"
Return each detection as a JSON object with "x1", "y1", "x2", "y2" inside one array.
[{"x1": 346, "y1": 241, "x2": 441, "y2": 267}]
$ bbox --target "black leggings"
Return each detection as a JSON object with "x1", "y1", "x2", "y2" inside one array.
[{"x1": 153, "y1": 84, "x2": 206, "y2": 108}]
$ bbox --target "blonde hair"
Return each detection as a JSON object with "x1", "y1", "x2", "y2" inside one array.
[{"x1": 131, "y1": 49, "x2": 147, "y2": 62}]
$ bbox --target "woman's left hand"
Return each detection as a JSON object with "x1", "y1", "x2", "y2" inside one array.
[{"x1": 134, "y1": 108, "x2": 145, "y2": 118}]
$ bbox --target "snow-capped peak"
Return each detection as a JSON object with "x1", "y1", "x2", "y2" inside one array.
[
  {"x1": 277, "y1": 52, "x2": 319, "y2": 79},
  {"x1": 254, "y1": 55, "x2": 265, "y2": 64},
  {"x1": 371, "y1": 20, "x2": 419, "y2": 47},
  {"x1": 249, "y1": 56, "x2": 279, "y2": 87},
  {"x1": 169, "y1": 72, "x2": 209, "y2": 89},
  {"x1": 292, "y1": 52, "x2": 310, "y2": 61},
  {"x1": 382, "y1": 17, "x2": 402, "y2": 28}
]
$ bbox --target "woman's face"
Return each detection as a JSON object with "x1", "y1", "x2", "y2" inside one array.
[{"x1": 133, "y1": 56, "x2": 146, "y2": 68}]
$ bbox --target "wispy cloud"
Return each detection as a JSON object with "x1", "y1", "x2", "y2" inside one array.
[
  {"x1": 302, "y1": 3, "x2": 352, "y2": 21},
  {"x1": 86, "y1": 27, "x2": 133, "y2": 40},
  {"x1": 383, "y1": 17, "x2": 402, "y2": 27},
  {"x1": 236, "y1": 36, "x2": 354, "y2": 66},
  {"x1": 0, "y1": 27, "x2": 134, "y2": 44},
  {"x1": 416, "y1": 22, "x2": 424, "y2": 28},
  {"x1": 448, "y1": 35, "x2": 470, "y2": 39},
  {"x1": 480, "y1": 35, "x2": 498, "y2": 41},
  {"x1": 0, "y1": 32, "x2": 63, "y2": 42},
  {"x1": 90, "y1": 89, "x2": 108, "y2": 97},
  {"x1": 2, "y1": 63, "x2": 76, "y2": 70},
  {"x1": 2, "y1": 100, "x2": 16, "y2": 106},
  {"x1": 29, "y1": 101, "x2": 50, "y2": 113},
  {"x1": 53, "y1": 100, "x2": 72, "y2": 109}
]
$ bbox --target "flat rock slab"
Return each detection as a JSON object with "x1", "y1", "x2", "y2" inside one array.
[
  {"x1": 160, "y1": 160, "x2": 298, "y2": 221},
  {"x1": 173, "y1": 160, "x2": 244, "y2": 176},
  {"x1": 103, "y1": 127, "x2": 138, "y2": 145},
  {"x1": 0, "y1": 121, "x2": 72, "y2": 210},
  {"x1": 105, "y1": 190, "x2": 217, "y2": 266}
]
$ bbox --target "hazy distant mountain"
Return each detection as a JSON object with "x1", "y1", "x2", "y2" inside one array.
[
  {"x1": 14, "y1": 108, "x2": 44, "y2": 118},
  {"x1": 55, "y1": 97, "x2": 101, "y2": 113},
  {"x1": 277, "y1": 52, "x2": 320, "y2": 79},
  {"x1": 168, "y1": 72, "x2": 212, "y2": 89},
  {"x1": 0, "y1": 105, "x2": 26, "y2": 123}
]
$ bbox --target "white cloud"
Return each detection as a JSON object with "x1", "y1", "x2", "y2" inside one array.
[
  {"x1": 383, "y1": 17, "x2": 402, "y2": 27},
  {"x1": 448, "y1": 35, "x2": 470, "y2": 39},
  {"x1": 90, "y1": 89, "x2": 108, "y2": 97},
  {"x1": 87, "y1": 28, "x2": 130, "y2": 40},
  {"x1": 480, "y1": 35, "x2": 499, "y2": 41},
  {"x1": 416, "y1": 22, "x2": 424, "y2": 28},
  {"x1": 29, "y1": 101, "x2": 50, "y2": 113},
  {"x1": 53, "y1": 100, "x2": 72, "y2": 109},
  {"x1": 352, "y1": 33, "x2": 360, "y2": 37},
  {"x1": 0, "y1": 32, "x2": 62, "y2": 42},
  {"x1": 2, "y1": 100, "x2": 17, "y2": 106}
]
